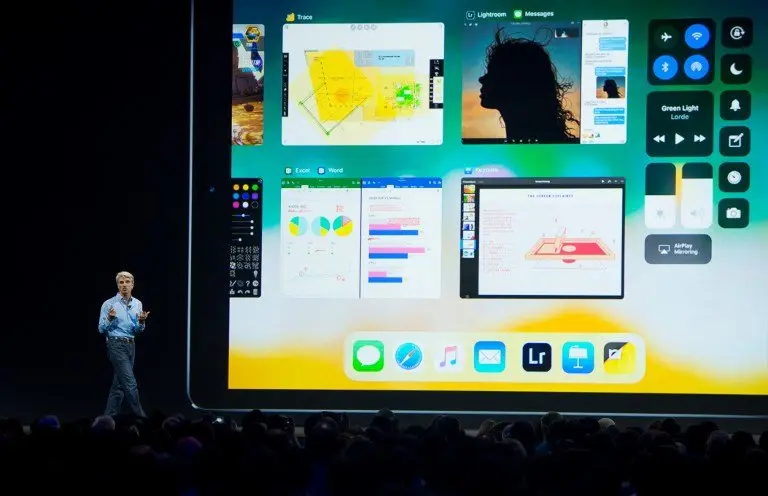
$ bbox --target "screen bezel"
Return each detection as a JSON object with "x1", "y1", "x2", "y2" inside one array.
[{"x1": 187, "y1": 0, "x2": 768, "y2": 417}]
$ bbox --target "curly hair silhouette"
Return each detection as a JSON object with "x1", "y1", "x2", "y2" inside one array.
[
  {"x1": 479, "y1": 27, "x2": 580, "y2": 143},
  {"x1": 602, "y1": 79, "x2": 621, "y2": 98}
]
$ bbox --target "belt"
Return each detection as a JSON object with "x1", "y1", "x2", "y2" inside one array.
[{"x1": 108, "y1": 336, "x2": 134, "y2": 343}]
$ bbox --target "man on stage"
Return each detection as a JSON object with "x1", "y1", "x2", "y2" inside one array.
[{"x1": 98, "y1": 271, "x2": 149, "y2": 417}]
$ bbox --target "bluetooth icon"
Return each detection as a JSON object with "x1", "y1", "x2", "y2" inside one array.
[{"x1": 652, "y1": 55, "x2": 678, "y2": 81}]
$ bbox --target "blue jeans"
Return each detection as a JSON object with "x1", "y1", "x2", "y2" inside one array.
[{"x1": 104, "y1": 338, "x2": 145, "y2": 417}]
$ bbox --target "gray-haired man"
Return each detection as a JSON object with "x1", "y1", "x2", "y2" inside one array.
[{"x1": 98, "y1": 271, "x2": 149, "y2": 417}]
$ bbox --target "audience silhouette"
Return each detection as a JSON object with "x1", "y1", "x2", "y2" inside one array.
[{"x1": 1, "y1": 410, "x2": 765, "y2": 495}]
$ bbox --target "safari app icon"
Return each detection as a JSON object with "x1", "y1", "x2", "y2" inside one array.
[{"x1": 352, "y1": 340, "x2": 384, "y2": 372}]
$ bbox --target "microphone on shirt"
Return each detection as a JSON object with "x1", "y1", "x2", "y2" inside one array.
[{"x1": 127, "y1": 304, "x2": 132, "y2": 309}]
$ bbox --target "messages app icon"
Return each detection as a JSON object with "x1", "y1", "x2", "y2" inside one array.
[
  {"x1": 474, "y1": 341, "x2": 506, "y2": 373},
  {"x1": 352, "y1": 340, "x2": 384, "y2": 372},
  {"x1": 562, "y1": 342, "x2": 594, "y2": 374}
]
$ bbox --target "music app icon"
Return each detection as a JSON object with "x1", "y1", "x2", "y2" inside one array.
[{"x1": 434, "y1": 344, "x2": 464, "y2": 372}]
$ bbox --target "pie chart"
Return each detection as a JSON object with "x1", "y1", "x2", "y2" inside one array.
[
  {"x1": 333, "y1": 215, "x2": 354, "y2": 237},
  {"x1": 288, "y1": 216, "x2": 308, "y2": 236},
  {"x1": 312, "y1": 216, "x2": 331, "y2": 236}
]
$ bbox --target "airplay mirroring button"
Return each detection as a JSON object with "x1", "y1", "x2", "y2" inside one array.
[{"x1": 645, "y1": 234, "x2": 712, "y2": 264}]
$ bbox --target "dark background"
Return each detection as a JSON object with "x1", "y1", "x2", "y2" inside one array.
[
  {"x1": 3, "y1": 2, "x2": 765, "y2": 431},
  {"x1": 5, "y1": 0, "x2": 192, "y2": 422}
]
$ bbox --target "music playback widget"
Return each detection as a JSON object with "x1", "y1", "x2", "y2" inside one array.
[
  {"x1": 648, "y1": 18, "x2": 715, "y2": 85},
  {"x1": 646, "y1": 91, "x2": 713, "y2": 157},
  {"x1": 680, "y1": 163, "x2": 713, "y2": 229},
  {"x1": 645, "y1": 163, "x2": 676, "y2": 229},
  {"x1": 230, "y1": 179, "x2": 263, "y2": 298}
]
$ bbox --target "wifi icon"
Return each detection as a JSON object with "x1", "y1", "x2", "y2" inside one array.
[{"x1": 685, "y1": 24, "x2": 710, "y2": 49}]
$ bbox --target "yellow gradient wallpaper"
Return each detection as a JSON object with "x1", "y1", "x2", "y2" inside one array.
[{"x1": 230, "y1": 304, "x2": 768, "y2": 394}]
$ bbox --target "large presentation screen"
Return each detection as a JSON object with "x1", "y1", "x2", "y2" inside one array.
[{"x1": 190, "y1": 0, "x2": 768, "y2": 414}]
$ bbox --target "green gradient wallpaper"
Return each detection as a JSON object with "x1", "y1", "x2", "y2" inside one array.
[{"x1": 226, "y1": 0, "x2": 768, "y2": 395}]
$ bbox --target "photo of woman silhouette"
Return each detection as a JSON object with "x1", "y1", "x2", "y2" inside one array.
[
  {"x1": 462, "y1": 24, "x2": 581, "y2": 144},
  {"x1": 596, "y1": 76, "x2": 626, "y2": 99}
]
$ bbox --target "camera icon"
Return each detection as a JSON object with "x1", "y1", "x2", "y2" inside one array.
[
  {"x1": 718, "y1": 199, "x2": 749, "y2": 229},
  {"x1": 465, "y1": 11, "x2": 476, "y2": 20},
  {"x1": 726, "y1": 207, "x2": 741, "y2": 219}
]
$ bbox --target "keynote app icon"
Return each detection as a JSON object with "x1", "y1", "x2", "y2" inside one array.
[
  {"x1": 603, "y1": 341, "x2": 637, "y2": 374},
  {"x1": 352, "y1": 340, "x2": 385, "y2": 372},
  {"x1": 474, "y1": 341, "x2": 506, "y2": 373},
  {"x1": 562, "y1": 342, "x2": 595, "y2": 374}
]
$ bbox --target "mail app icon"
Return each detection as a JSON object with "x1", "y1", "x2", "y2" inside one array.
[
  {"x1": 478, "y1": 349, "x2": 502, "y2": 364},
  {"x1": 474, "y1": 341, "x2": 506, "y2": 373}
]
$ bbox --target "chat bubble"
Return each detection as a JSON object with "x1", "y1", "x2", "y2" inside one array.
[{"x1": 356, "y1": 344, "x2": 381, "y2": 366}]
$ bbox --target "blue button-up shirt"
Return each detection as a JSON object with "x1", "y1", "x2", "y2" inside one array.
[{"x1": 98, "y1": 293, "x2": 146, "y2": 338}]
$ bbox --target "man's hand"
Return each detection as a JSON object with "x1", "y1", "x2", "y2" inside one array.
[
  {"x1": 138, "y1": 310, "x2": 150, "y2": 322},
  {"x1": 107, "y1": 307, "x2": 117, "y2": 320}
]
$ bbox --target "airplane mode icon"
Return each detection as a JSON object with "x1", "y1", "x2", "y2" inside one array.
[{"x1": 661, "y1": 32, "x2": 672, "y2": 42}]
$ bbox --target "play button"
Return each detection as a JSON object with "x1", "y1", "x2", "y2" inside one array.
[{"x1": 647, "y1": 91, "x2": 713, "y2": 157}]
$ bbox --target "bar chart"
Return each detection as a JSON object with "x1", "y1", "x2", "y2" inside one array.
[{"x1": 360, "y1": 178, "x2": 443, "y2": 298}]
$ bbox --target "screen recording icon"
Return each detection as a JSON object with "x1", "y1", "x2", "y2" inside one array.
[{"x1": 603, "y1": 342, "x2": 637, "y2": 374}]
